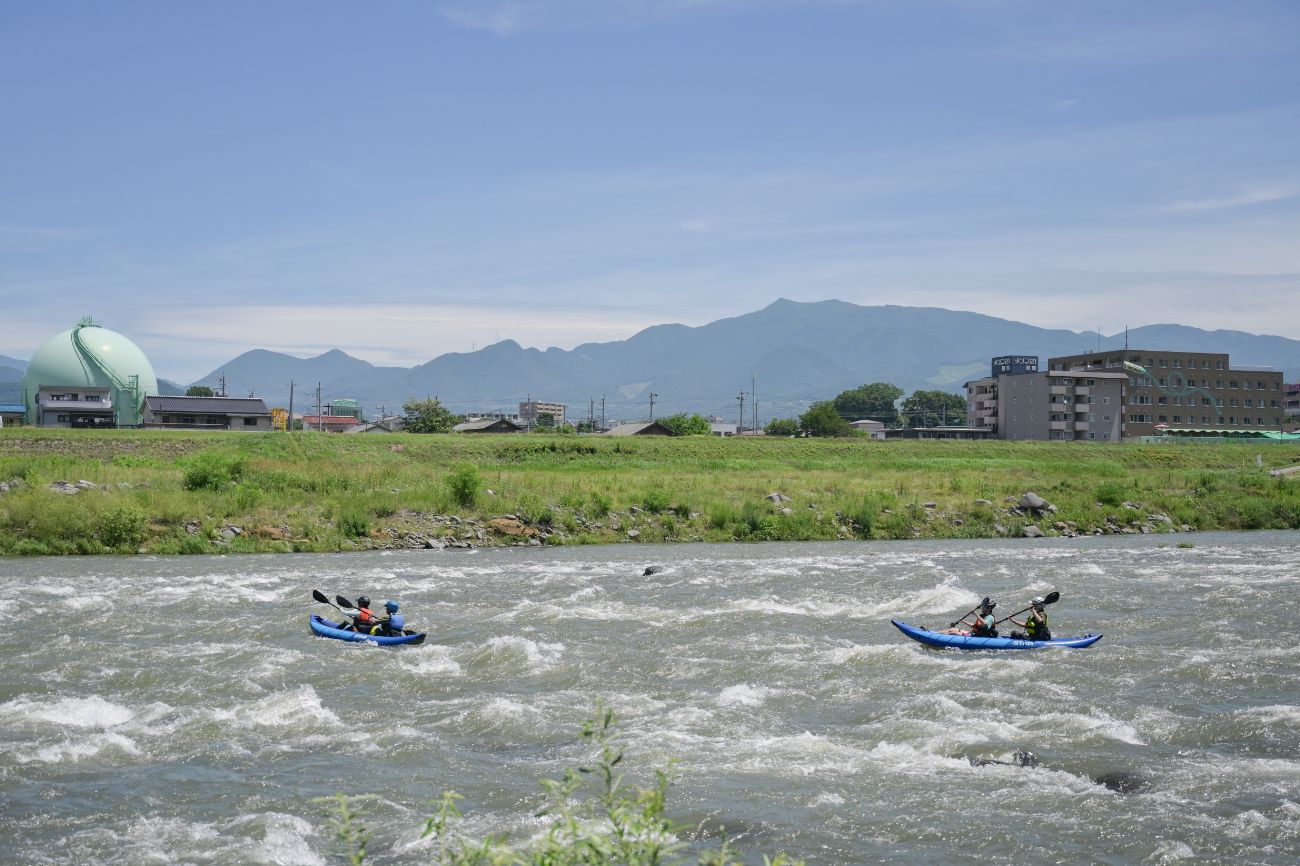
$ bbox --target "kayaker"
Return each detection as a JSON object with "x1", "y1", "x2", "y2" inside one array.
[
  {"x1": 373, "y1": 600, "x2": 406, "y2": 636},
  {"x1": 943, "y1": 598, "x2": 998, "y2": 637},
  {"x1": 1008, "y1": 596, "x2": 1052, "y2": 641},
  {"x1": 349, "y1": 595, "x2": 378, "y2": 632}
]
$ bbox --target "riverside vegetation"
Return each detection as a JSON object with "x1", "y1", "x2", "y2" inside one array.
[
  {"x1": 320, "y1": 707, "x2": 804, "y2": 866},
  {"x1": 0, "y1": 427, "x2": 1298, "y2": 556}
]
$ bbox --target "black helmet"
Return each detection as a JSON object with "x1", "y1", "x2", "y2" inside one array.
[
  {"x1": 981, "y1": 598, "x2": 996, "y2": 611},
  {"x1": 357, "y1": 595, "x2": 370, "y2": 608}
]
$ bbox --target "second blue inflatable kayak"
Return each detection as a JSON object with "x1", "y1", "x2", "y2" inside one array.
[
  {"x1": 310, "y1": 614, "x2": 427, "y2": 646},
  {"x1": 891, "y1": 619, "x2": 1102, "y2": 650}
]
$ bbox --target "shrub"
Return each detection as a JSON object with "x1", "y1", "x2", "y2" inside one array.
[
  {"x1": 639, "y1": 489, "x2": 672, "y2": 514},
  {"x1": 587, "y1": 491, "x2": 613, "y2": 518},
  {"x1": 99, "y1": 505, "x2": 147, "y2": 550},
  {"x1": 337, "y1": 509, "x2": 370, "y2": 538},
  {"x1": 1095, "y1": 481, "x2": 1129, "y2": 507},
  {"x1": 445, "y1": 464, "x2": 483, "y2": 508},
  {"x1": 183, "y1": 453, "x2": 245, "y2": 491},
  {"x1": 322, "y1": 707, "x2": 806, "y2": 866}
]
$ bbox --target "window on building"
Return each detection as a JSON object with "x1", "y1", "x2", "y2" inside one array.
[
  {"x1": 1159, "y1": 359, "x2": 1167, "y2": 367},
  {"x1": 1103, "y1": 396, "x2": 1111, "y2": 404},
  {"x1": 1173, "y1": 360, "x2": 1182, "y2": 368}
]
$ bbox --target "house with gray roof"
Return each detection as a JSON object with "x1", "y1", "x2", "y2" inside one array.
[
  {"x1": 142, "y1": 395, "x2": 272, "y2": 431},
  {"x1": 454, "y1": 418, "x2": 522, "y2": 434},
  {"x1": 602, "y1": 421, "x2": 673, "y2": 436}
]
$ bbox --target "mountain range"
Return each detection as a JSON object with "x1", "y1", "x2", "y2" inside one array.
[
  {"x1": 4, "y1": 301, "x2": 1299, "y2": 421},
  {"x1": 188, "y1": 300, "x2": 1300, "y2": 422}
]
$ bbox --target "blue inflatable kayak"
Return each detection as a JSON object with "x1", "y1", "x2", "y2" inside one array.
[
  {"x1": 892, "y1": 619, "x2": 1102, "y2": 650},
  {"x1": 310, "y1": 614, "x2": 427, "y2": 646}
]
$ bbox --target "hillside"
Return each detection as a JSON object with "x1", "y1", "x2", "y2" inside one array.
[{"x1": 188, "y1": 300, "x2": 1300, "y2": 420}]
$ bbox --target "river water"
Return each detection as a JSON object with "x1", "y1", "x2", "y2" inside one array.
[{"x1": 2, "y1": 533, "x2": 1298, "y2": 865}]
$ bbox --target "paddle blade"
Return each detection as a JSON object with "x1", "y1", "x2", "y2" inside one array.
[
  {"x1": 312, "y1": 589, "x2": 331, "y2": 605},
  {"x1": 336, "y1": 594, "x2": 353, "y2": 609},
  {"x1": 1044, "y1": 591, "x2": 1060, "y2": 605}
]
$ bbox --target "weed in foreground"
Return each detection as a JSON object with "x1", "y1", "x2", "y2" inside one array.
[{"x1": 323, "y1": 707, "x2": 804, "y2": 866}]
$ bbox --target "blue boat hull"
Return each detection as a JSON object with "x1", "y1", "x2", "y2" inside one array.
[
  {"x1": 891, "y1": 619, "x2": 1102, "y2": 650},
  {"x1": 310, "y1": 614, "x2": 426, "y2": 646}
]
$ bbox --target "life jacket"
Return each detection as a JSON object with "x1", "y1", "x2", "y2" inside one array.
[
  {"x1": 971, "y1": 613, "x2": 997, "y2": 637},
  {"x1": 1025, "y1": 610, "x2": 1048, "y2": 639},
  {"x1": 387, "y1": 613, "x2": 405, "y2": 631},
  {"x1": 355, "y1": 605, "x2": 376, "y2": 626}
]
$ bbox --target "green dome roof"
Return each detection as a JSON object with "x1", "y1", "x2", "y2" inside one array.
[{"x1": 22, "y1": 322, "x2": 159, "y2": 425}]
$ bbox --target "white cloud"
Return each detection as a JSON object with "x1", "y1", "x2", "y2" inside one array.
[{"x1": 1161, "y1": 187, "x2": 1299, "y2": 214}]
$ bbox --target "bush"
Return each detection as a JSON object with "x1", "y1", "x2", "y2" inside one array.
[
  {"x1": 445, "y1": 463, "x2": 483, "y2": 507},
  {"x1": 323, "y1": 707, "x2": 805, "y2": 866},
  {"x1": 183, "y1": 453, "x2": 245, "y2": 491},
  {"x1": 639, "y1": 489, "x2": 672, "y2": 514},
  {"x1": 588, "y1": 491, "x2": 613, "y2": 518},
  {"x1": 337, "y1": 509, "x2": 370, "y2": 538},
  {"x1": 1094, "y1": 481, "x2": 1129, "y2": 507},
  {"x1": 99, "y1": 505, "x2": 147, "y2": 549}
]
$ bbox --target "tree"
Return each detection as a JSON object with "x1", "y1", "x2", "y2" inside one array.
[
  {"x1": 659, "y1": 412, "x2": 712, "y2": 436},
  {"x1": 535, "y1": 412, "x2": 556, "y2": 431},
  {"x1": 832, "y1": 382, "x2": 903, "y2": 426},
  {"x1": 764, "y1": 417, "x2": 800, "y2": 437},
  {"x1": 186, "y1": 385, "x2": 214, "y2": 397},
  {"x1": 799, "y1": 401, "x2": 853, "y2": 437},
  {"x1": 402, "y1": 397, "x2": 457, "y2": 434},
  {"x1": 901, "y1": 390, "x2": 967, "y2": 427}
]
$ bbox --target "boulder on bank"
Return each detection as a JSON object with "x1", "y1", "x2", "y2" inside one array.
[{"x1": 1020, "y1": 492, "x2": 1054, "y2": 513}]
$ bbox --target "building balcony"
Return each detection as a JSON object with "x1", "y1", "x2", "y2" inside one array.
[
  {"x1": 1049, "y1": 386, "x2": 1069, "y2": 396},
  {"x1": 1049, "y1": 420, "x2": 1068, "y2": 431},
  {"x1": 39, "y1": 398, "x2": 114, "y2": 411}
]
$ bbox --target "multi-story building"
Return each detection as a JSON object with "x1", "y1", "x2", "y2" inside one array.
[
  {"x1": 1285, "y1": 383, "x2": 1300, "y2": 432},
  {"x1": 967, "y1": 361, "x2": 1126, "y2": 441},
  {"x1": 1048, "y1": 350, "x2": 1284, "y2": 439},
  {"x1": 519, "y1": 400, "x2": 566, "y2": 430}
]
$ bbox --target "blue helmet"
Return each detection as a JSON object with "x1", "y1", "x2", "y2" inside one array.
[{"x1": 385, "y1": 600, "x2": 399, "y2": 613}]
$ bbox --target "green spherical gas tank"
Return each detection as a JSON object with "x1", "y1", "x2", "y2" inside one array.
[{"x1": 22, "y1": 321, "x2": 159, "y2": 426}]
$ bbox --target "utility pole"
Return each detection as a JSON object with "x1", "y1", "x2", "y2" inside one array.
[
  {"x1": 315, "y1": 383, "x2": 323, "y2": 432},
  {"x1": 752, "y1": 372, "x2": 757, "y2": 433},
  {"x1": 287, "y1": 381, "x2": 295, "y2": 432},
  {"x1": 217, "y1": 374, "x2": 227, "y2": 397},
  {"x1": 737, "y1": 391, "x2": 745, "y2": 433},
  {"x1": 649, "y1": 393, "x2": 658, "y2": 420},
  {"x1": 589, "y1": 398, "x2": 594, "y2": 432},
  {"x1": 601, "y1": 395, "x2": 606, "y2": 431}
]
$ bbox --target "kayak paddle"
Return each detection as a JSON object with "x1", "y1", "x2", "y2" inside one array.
[
  {"x1": 313, "y1": 589, "x2": 345, "y2": 613},
  {"x1": 993, "y1": 590, "x2": 1059, "y2": 627},
  {"x1": 336, "y1": 594, "x2": 355, "y2": 610},
  {"x1": 950, "y1": 597, "x2": 991, "y2": 628}
]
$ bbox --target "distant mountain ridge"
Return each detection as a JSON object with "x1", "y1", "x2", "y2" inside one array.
[{"x1": 184, "y1": 300, "x2": 1300, "y2": 422}]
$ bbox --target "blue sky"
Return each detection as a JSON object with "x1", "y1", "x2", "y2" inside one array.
[{"x1": 3, "y1": 0, "x2": 1299, "y2": 383}]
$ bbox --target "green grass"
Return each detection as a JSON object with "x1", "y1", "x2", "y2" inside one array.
[{"x1": 1, "y1": 427, "x2": 1298, "y2": 555}]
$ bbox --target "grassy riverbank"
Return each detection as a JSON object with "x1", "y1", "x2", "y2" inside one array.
[{"x1": 1, "y1": 428, "x2": 1298, "y2": 555}]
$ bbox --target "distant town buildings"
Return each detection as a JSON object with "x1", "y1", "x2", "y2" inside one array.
[
  {"x1": 968, "y1": 350, "x2": 1287, "y2": 441},
  {"x1": 519, "y1": 400, "x2": 566, "y2": 430},
  {"x1": 144, "y1": 395, "x2": 273, "y2": 431}
]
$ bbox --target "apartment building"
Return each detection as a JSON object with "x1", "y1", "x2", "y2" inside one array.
[
  {"x1": 519, "y1": 400, "x2": 566, "y2": 430},
  {"x1": 1285, "y1": 383, "x2": 1300, "y2": 431},
  {"x1": 967, "y1": 364, "x2": 1125, "y2": 441},
  {"x1": 1049, "y1": 350, "x2": 1284, "y2": 439}
]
